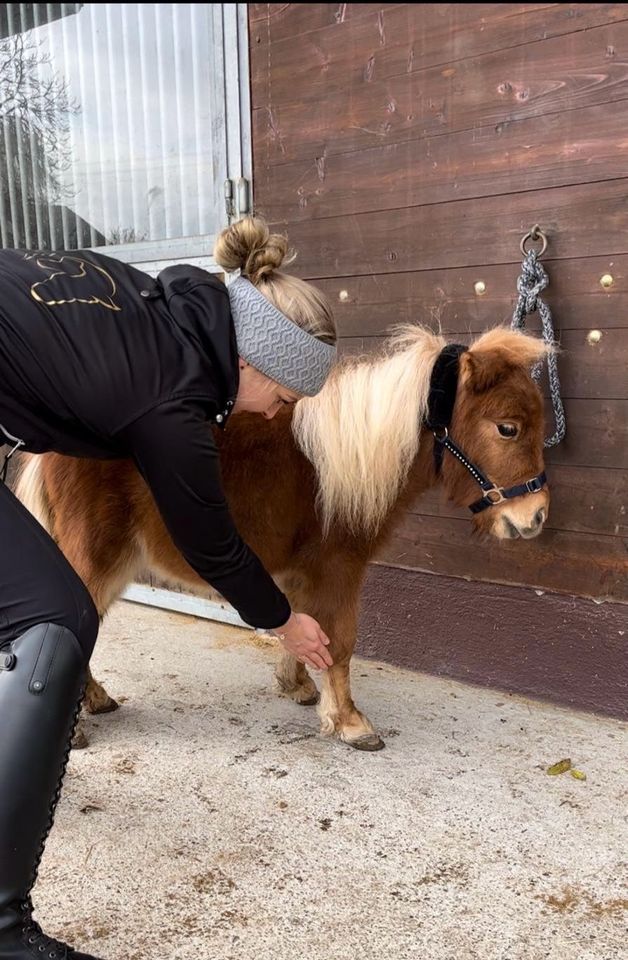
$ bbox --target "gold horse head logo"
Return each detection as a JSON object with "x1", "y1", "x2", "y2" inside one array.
[{"x1": 26, "y1": 254, "x2": 121, "y2": 312}]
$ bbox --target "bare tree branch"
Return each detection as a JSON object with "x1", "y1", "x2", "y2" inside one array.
[{"x1": 0, "y1": 32, "x2": 79, "y2": 201}]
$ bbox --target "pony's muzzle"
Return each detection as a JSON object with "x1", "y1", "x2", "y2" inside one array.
[{"x1": 501, "y1": 505, "x2": 547, "y2": 540}]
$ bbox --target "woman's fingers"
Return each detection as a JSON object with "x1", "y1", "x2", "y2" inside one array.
[
  {"x1": 277, "y1": 613, "x2": 334, "y2": 669},
  {"x1": 303, "y1": 635, "x2": 333, "y2": 668},
  {"x1": 318, "y1": 643, "x2": 333, "y2": 667},
  {"x1": 304, "y1": 651, "x2": 329, "y2": 672}
]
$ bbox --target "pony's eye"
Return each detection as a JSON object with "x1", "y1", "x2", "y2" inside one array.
[{"x1": 497, "y1": 423, "x2": 518, "y2": 438}]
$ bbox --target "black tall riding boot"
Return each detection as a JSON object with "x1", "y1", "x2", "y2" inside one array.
[{"x1": 0, "y1": 623, "x2": 104, "y2": 960}]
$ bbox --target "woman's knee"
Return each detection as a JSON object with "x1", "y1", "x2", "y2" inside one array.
[
  {"x1": 71, "y1": 587, "x2": 100, "y2": 663},
  {"x1": 45, "y1": 577, "x2": 99, "y2": 663}
]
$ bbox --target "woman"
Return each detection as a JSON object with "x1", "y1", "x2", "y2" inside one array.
[{"x1": 0, "y1": 216, "x2": 337, "y2": 959}]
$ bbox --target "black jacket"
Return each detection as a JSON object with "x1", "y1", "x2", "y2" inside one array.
[{"x1": 0, "y1": 249, "x2": 291, "y2": 629}]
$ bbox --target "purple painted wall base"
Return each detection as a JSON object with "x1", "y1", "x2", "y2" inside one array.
[{"x1": 357, "y1": 565, "x2": 627, "y2": 720}]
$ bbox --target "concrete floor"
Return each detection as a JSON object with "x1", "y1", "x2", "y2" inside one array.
[{"x1": 36, "y1": 602, "x2": 626, "y2": 960}]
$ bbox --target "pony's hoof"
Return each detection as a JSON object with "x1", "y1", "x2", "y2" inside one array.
[
  {"x1": 85, "y1": 694, "x2": 119, "y2": 715},
  {"x1": 348, "y1": 733, "x2": 385, "y2": 752},
  {"x1": 297, "y1": 693, "x2": 320, "y2": 707},
  {"x1": 72, "y1": 726, "x2": 89, "y2": 750}
]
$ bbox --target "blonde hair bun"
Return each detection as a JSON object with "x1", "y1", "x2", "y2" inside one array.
[
  {"x1": 214, "y1": 215, "x2": 295, "y2": 285},
  {"x1": 215, "y1": 214, "x2": 337, "y2": 349}
]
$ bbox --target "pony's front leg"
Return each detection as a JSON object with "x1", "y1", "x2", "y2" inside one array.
[
  {"x1": 320, "y1": 660, "x2": 383, "y2": 751},
  {"x1": 271, "y1": 572, "x2": 320, "y2": 706},
  {"x1": 274, "y1": 652, "x2": 319, "y2": 706},
  {"x1": 318, "y1": 602, "x2": 384, "y2": 751}
]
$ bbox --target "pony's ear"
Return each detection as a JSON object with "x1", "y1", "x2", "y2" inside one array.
[
  {"x1": 460, "y1": 350, "x2": 516, "y2": 394},
  {"x1": 463, "y1": 327, "x2": 555, "y2": 393}
]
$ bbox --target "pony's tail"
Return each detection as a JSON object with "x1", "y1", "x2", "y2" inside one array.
[{"x1": 15, "y1": 455, "x2": 53, "y2": 533}]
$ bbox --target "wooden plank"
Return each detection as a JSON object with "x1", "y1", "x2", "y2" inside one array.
[
  {"x1": 528, "y1": 329, "x2": 627, "y2": 400},
  {"x1": 359, "y1": 565, "x2": 628, "y2": 720},
  {"x1": 276, "y1": 179, "x2": 628, "y2": 277},
  {"x1": 411, "y1": 465, "x2": 628, "y2": 538},
  {"x1": 377, "y1": 514, "x2": 628, "y2": 601},
  {"x1": 312, "y1": 257, "x2": 628, "y2": 336},
  {"x1": 248, "y1": 3, "x2": 406, "y2": 40},
  {"x1": 339, "y1": 328, "x2": 628, "y2": 400},
  {"x1": 544, "y1": 399, "x2": 628, "y2": 470},
  {"x1": 258, "y1": 102, "x2": 628, "y2": 221},
  {"x1": 252, "y1": 20, "x2": 628, "y2": 162},
  {"x1": 252, "y1": 4, "x2": 627, "y2": 107}
]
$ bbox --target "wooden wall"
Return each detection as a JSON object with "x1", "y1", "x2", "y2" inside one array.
[{"x1": 249, "y1": 2, "x2": 628, "y2": 603}]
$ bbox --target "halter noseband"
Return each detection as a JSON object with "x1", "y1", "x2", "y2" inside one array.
[{"x1": 425, "y1": 344, "x2": 547, "y2": 514}]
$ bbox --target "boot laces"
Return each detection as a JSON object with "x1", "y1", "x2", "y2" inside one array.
[{"x1": 20, "y1": 902, "x2": 71, "y2": 959}]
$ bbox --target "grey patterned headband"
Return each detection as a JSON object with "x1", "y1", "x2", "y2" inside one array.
[{"x1": 227, "y1": 276, "x2": 336, "y2": 397}]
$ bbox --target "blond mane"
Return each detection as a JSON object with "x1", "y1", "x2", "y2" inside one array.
[{"x1": 292, "y1": 325, "x2": 446, "y2": 536}]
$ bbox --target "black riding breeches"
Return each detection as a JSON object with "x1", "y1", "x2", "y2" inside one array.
[{"x1": 0, "y1": 477, "x2": 98, "y2": 661}]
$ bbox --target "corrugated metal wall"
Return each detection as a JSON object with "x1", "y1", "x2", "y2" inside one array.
[{"x1": 0, "y1": 2, "x2": 226, "y2": 249}]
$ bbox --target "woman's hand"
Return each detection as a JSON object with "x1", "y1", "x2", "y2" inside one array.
[{"x1": 273, "y1": 612, "x2": 333, "y2": 671}]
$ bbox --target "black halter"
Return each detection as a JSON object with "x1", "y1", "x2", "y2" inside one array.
[{"x1": 425, "y1": 344, "x2": 547, "y2": 514}]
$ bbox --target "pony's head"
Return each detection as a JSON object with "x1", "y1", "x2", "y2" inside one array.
[
  {"x1": 292, "y1": 324, "x2": 551, "y2": 543},
  {"x1": 443, "y1": 327, "x2": 551, "y2": 540}
]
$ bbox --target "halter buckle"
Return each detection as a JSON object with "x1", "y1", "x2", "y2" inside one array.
[
  {"x1": 484, "y1": 485, "x2": 506, "y2": 505},
  {"x1": 525, "y1": 477, "x2": 543, "y2": 493}
]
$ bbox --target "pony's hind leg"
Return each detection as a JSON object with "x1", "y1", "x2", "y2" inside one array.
[
  {"x1": 79, "y1": 537, "x2": 146, "y2": 717},
  {"x1": 84, "y1": 666, "x2": 120, "y2": 715},
  {"x1": 77, "y1": 539, "x2": 144, "y2": 722},
  {"x1": 72, "y1": 670, "x2": 116, "y2": 750},
  {"x1": 43, "y1": 470, "x2": 145, "y2": 735},
  {"x1": 16, "y1": 455, "x2": 140, "y2": 739}
]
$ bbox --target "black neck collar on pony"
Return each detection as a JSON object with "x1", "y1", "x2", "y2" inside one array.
[{"x1": 425, "y1": 343, "x2": 547, "y2": 514}]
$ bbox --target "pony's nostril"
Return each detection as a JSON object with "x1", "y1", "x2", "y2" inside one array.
[
  {"x1": 535, "y1": 508, "x2": 546, "y2": 527},
  {"x1": 503, "y1": 516, "x2": 520, "y2": 539}
]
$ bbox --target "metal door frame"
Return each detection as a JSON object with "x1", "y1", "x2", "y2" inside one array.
[{"x1": 121, "y1": 3, "x2": 254, "y2": 630}]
